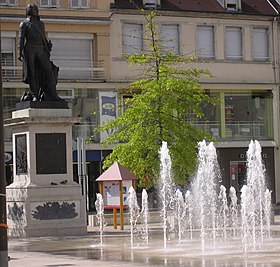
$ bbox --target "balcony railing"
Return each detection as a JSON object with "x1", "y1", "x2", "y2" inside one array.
[
  {"x1": 5, "y1": 120, "x2": 270, "y2": 144},
  {"x1": 1, "y1": 58, "x2": 106, "y2": 81},
  {"x1": 192, "y1": 121, "x2": 272, "y2": 141}
]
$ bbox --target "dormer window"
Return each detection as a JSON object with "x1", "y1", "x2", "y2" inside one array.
[
  {"x1": 217, "y1": 0, "x2": 241, "y2": 11},
  {"x1": 226, "y1": 0, "x2": 240, "y2": 11},
  {"x1": 143, "y1": 0, "x2": 159, "y2": 8},
  {"x1": 227, "y1": 3, "x2": 237, "y2": 10}
]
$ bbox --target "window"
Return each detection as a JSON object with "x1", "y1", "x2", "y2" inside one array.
[
  {"x1": 225, "y1": 27, "x2": 242, "y2": 60},
  {"x1": 191, "y1": 91, "x2": 273, "y2": 141},
  {"x1": 252, "y1": 28, "x2": 269, "y2": 61},
  {"x1": 71, "y1": 88, "x2": 100, "y2": 142},
  {"x1": 0, "y1": 0, "x2": 17, "y2": 5},
  {"x1": 197, "y1": 26, "x2": 215, "y2": 59},
  {"x1": 227, "y1": 0, "x2": 238, "y2": 10},
  {"x1": 161, "y1": 25, "x2": 179, "y2": 54},
  {"x1": 224, "y1": 92, "x2": 273, "y2": 140},
  {"x1": 70, "y1": 0, "x2": 89, "y2": 8},
  {"x1": 144, "y1": 0, "x2": 157, "y2": 7},
  {"x1": 123, "y1": 23, "x2": 143, "y2": 55},
  {"x1": 49, "y1": 33, "x2": 93, "y2": 79},
  {"x1": 40, "y1": 0, "x2": 59, "y2": 7},
  {"x1": 1, "y1": 34, "x2": 16, "y2": 78}
]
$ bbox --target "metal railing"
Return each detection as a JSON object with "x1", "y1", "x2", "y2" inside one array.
[
  {"x1": 4, "y1": 120, "x2": 271, "y2": 144},
  {"x1": 192, "y1": 121, "x2": 272, "y2": 140},
  {"x1": 1, "y1": 58, "x2": 106, "y2": 81}
]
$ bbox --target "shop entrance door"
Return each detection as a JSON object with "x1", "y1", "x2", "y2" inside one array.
[{"x1": 230, "y1": 161, "x2": 246, "y2": 198}]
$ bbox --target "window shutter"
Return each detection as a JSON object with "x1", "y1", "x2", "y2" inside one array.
[
  {"x1": 50, "y1": 0, "x2": 59, "y2": 6},
  {"x1": 71, "y1": 0, "x2": 79, "y2": 7},
  {"x1": 225, "y1": 27, "x2": 242, "y2": 60},
  {"x1": 51, "y1": 38, "x2": 92, "y2": 79},
  {"x1": 123, "y1": 23, "x2": 143, "y2": 55},
  {"x1": 40, "y1": 0, "x2": 49, "y2": 6},
  {"x1": 81, "y1": 0, "x2": 88, "y2": 8},
  {"x1": 253, "y1": 28, "x2": 268, "y2": 61},
  {"x1": 1, "y1": 37, "x2": 15, "y2": 77},
  {"x1": 1, "y1": 37, "x2": 14, "y2": 53},
  {"x1": 197, "y1": 26, "x2": 214, "y2": 59},
  {"x1": 161, "y1": 25, "x2": 179, "y2": 54}
]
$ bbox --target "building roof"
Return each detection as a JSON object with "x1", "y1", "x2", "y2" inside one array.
[
  {"x1": 112, "y1": 0, "x2": 278, "y2": 15},
  {"x1": 96, "y1": 162, "x2": 137, "y2": 181},
  {"x1": 242, "y1": 0, "x2": 278, "y2": 15},
  {"x1": 270, "y1": 0, "x2": 280, "y2": 12}
]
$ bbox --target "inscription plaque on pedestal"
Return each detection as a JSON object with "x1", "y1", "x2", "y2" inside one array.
[
  {"x1": 36, "y1": 133, "x2": 67, "y2": 174},
  {"x1": 16, "y1": 134, "x2": 28, "y2": 174}
]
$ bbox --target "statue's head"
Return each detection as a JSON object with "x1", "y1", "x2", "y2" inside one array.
[{"x1": 26, "y1": 3, "x2": 39, "y2": 17}]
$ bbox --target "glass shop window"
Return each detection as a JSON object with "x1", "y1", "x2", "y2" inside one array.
[{"x1": 224, "y1": 91, "x2": 273, "y2": 140}]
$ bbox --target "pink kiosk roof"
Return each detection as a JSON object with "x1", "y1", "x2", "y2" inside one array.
[{"x1": 96, "y1": 162, "x2": 137, "y2": 182}]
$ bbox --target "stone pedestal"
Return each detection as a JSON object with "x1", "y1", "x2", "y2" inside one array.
[{"x1": 5, "y1": 103, "x2": 87, "y2": 237}]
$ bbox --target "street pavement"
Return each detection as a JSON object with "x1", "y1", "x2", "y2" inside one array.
[
  {"x1": 8, "y1": 226, "x2": 144, "y2": 267},
  {"x1": 7, "y1": 218, "x2": 280, "y2": 267}
]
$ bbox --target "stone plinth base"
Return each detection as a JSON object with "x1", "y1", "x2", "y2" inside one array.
[
  {"x1": 6, "y1": 183, "x2": 87, "y2": 237},
  {"x1": 5, "y1": 106, "x2": 86, "y2": 237}
]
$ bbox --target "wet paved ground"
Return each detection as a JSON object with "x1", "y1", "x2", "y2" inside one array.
[{"x1": 8, "y1": 221, "x2": 280, "y2": 267}]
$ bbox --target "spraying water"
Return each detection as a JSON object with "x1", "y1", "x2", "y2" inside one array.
[
  {"x1": 191, "y1": 141, "x2": 220, "y2": 251},
  {"x1": 185, "y1": 190, "x2": 193, "y2": 240},
  {"x1": 229, "y1": 186, "x2": 238, "y2": 238},
  {"x1": 95, "y1": 193, "x2": 106, "y2": 245},
  {"x1": 159, "y1": 141, "x2": 173, "y2": 250},
  {"x1": 218, "y1": 185, "x2": 228, "y2": 242},
  {"x1": 174, "y1": 189, "x2": 185, "y2": 244},
  {"x1": 264, "y1": 188, "x2": 272, "y2": 239},
  {"x1": 141, "y1": 189, "x2": 149, "y2": 245},
  {"x1": 127, "y1": 140, "x2": 272, "y2": 253},
  {"x1": 128, "y1": 186, "x2": 140, "y2": 248},
  {"x1": 241, "y1": 185, "x2": 250, "y2": 253},
  {"x1": 241, "y1": 140, "x2": 269, "y2": 251}
]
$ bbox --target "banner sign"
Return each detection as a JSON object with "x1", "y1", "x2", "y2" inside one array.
[{"x1": 99, "y1": 91, "x2": 118, "y2": 141}]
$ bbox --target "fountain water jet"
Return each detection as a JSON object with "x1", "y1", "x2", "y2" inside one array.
[
  {"x1": 185, "y1": 190, "x2": 193, "y2": 240},
  {"x1": 159, "y1": 141, "x2": 174, "y2": 250},
  {"x1": 174, "y1": 189, "x2": 185, "y2": 244},
  {"x1": 240, "y1": 140, "x2": 271, "y2": 251},
  {"x1": 229, "y1": 186, "x2": 238, "y2": 238},
  {"x1": 99, "y1": 139, "x2": 272, "y2": 259},
  {"x1": 156, "y1": 139, "x2": 271, "y2": 253},
  {"x1": 218, "y1": 185, "x2": 228, "y2": 242},
  {"x1": 95, "y1": 193, "x2": 106, "y2": 245},
  {"x1": 141, "y1": 189, "x2": 149, "y2": 245},
  {"x1": 191, "y1": 141, "x2": 220, "y2": 251},
  {"x1": 89, "y1": 140, "x2": 277, "y2": 267},
  {"x1": 128, "y1": 186, "x2": 140, "y2": 248}
]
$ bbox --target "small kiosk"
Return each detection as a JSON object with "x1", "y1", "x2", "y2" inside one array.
[{"x1": 96, "y1": 162, "x2": 137, "y2": 230}]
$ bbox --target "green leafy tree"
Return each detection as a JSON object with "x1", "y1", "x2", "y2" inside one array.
[{"x1": 98, "y1": 9, "x2": 217, "y2": 188}]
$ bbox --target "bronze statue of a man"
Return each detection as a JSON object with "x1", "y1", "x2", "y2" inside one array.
[{"x1": 18, "y1": 4, "x2": 62, "y2": 101}]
